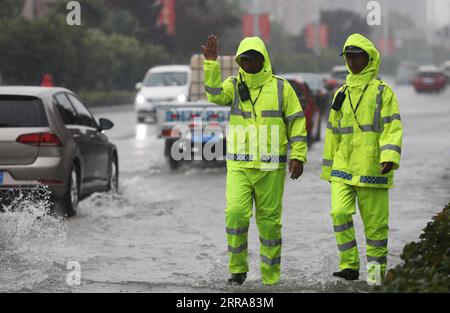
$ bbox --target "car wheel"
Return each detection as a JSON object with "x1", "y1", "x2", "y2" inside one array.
[
  {"x1": 137, "y1": 116, "x2": 145, "y2": 123},
  {"x1": 166, "y1": 138, "x2": 180, "y2": 170},
  {"x1": 55, "y1": 165, "x2": 79, "y2": 217},
  {"x1": 107, "y1": 155, "x2": 119, "y2": 193}
]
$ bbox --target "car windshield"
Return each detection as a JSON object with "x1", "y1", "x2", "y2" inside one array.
[
  {"x1": 0, "y1": 95, "x2": 48, "y2": 127},
  {"x1": 420, "y1": 72, "x2": 439, "y2": 77},
  {"x1": 301, "y1": 75, "x2": 324, "y2": 91},
  {"x1": 144, "y1": 72, "x2": 188, "y2": 87}
]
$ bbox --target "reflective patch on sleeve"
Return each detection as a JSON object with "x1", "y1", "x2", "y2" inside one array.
[
  {"x1": 290, "y1": 136, "x2": 307, "y2": 143},
  {"x1": 380, "y1": 144, "x2": 401, "y2": 154},
  {"x1": 205, "y1": 86, "x2": 223, "y2": 95},
  {"x1": 382, "y1": 114, "x2": 401, "y2": 124}
]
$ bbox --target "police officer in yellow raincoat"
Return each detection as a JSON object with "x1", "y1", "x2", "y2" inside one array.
[
  {"x1": 321, "y1": 33, "x2": 403, "y2": 282},
  {"x1": 202, "y1": 35, "x2": 308, "y2": 285}
]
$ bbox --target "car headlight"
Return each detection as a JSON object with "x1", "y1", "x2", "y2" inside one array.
[
  {"x1": 136, "y1": 94, "x2": 145, "y2": 105},
  {"x1": 177, "y1": 94, "x2": 187, "y2": 102}
]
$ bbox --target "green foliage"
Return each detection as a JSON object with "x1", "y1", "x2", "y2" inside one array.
[
  {"x1": 79, "y1": 29, "x2": 170, "y2": 90},
  {"x1": 0, "y1": 16, "x2": 79, "y2": 86},
  {"x1": 0, "y1": 0, "x2": 239, "y2": 95},
  {"x1": 0, "y1": 0, "x2": 25, "y2": 19},
  {"x1": 0, "y1": 13, "x2": 170, "y2": 91},
  {"x1": 375, "y1": 203, "x2": 450, "y2": 293},
  {"x1": 171, "y1": 0, "x2": 240, "y2": 58}
]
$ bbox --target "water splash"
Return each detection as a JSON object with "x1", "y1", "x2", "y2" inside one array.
[{"x1": 0, "y1": 188, "x2": 68, "y2": 292}]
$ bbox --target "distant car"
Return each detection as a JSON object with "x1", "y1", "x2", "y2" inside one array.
[
  {"x1": 440, "y1": 60, "x2": 450, "y2": 82},
  {"x1": 286, "y1": 78, "x2": 321, "y2": 145},
  {"x1": 283, "y1": 73, "x2": 331, "y2": 114},
  {"x1": 395, "y1": 61, "x2": 418, "y2": 85},
  {"x1": 325, "y1": 65, "x2": 349, "y2": 91},
  {"x1": 0, "y1": 87, "x2": 118, "y2": 217},
  {"x1": 413, "y1": 66, "x2": 446, "y2": 93},
  {"x1": 135, "y1": 65, "x2": 192, "y2": 123}
]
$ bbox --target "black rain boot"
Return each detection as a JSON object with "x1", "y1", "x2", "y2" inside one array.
[
  {"x1": 333, "y1": 269, "x2": 360, "y2": 281},
  {"x1": 228, "y1": 273, "x2": 247, "y2": 285}
]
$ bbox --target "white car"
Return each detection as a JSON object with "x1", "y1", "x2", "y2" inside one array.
[{"x1": 135, "y1": 65, "x2": 191, "y2": 123}]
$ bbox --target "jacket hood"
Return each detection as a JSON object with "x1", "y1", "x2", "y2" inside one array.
[
  {"x1": 342, "y1": 33, "x2": 380, "y2": 87},
  {"x1": 235, "y1": 37, "x2": 272, "y2": 88}
]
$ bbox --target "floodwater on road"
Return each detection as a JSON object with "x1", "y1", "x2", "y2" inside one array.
[{"x1": 1, "y1": 83, "x2": 449, "y2": 293}]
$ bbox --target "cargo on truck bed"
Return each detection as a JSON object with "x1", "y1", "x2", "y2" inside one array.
[{"x1": 155, "y1": 102, "x2": 230, "y2": 169}]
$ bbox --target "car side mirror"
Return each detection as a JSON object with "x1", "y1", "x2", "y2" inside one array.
[
  {"x1": 98, "y1": 118, "x2": 114, "y2": 131},
  {"x1": 135, "y1": 82, "x2": 143, "y2": 90}
]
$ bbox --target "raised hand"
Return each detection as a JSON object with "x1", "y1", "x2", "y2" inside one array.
[{"x1": 201, "y1": 35, "x2": 219, "y2": 61}]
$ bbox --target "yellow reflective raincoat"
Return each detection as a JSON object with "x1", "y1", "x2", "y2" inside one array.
[
  {"x1": 321, "y1": 33, "x2": 403, "y2": 188},
  {"x1": 203, "y1": 37, "x2": 308, "y2": 285}
]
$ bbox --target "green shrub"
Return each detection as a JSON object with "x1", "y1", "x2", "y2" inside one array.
[
  {"x1": 375, "y1": 203, "x2": 450, "y2": 293},
  {"x1": 78, "y1": 90, "x2": 136, "y2": 107},
  {"x1": 0, "y1": 16, "x2": 170, "y2": 92}
]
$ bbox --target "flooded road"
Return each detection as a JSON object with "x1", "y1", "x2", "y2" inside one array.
[{"x1": 1, "y1": 82, "x2": 449, "y2": 292}]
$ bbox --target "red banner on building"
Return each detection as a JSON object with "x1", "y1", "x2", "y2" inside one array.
[
  {"x1": 242, "y1": 15, "x2": 254, "y2": 38},
  {"x1": 157, "y1": 0, "x2": 176, "y2": 36},
  {"x1": 258, "y1": 14, "x2": 271, "y2": 42},
  {"x1": 305, "y1": 24, "x2": 316, "y2": 49},
  {"x1": 319, "y1": 25, "x2": 328, "y2": 48},
  {"x1": 305, "y1": 23, "x2": 328, "y2": 49},
  {"x1": 378, "y1": 37, "x2": 395, "y2": 55},
  {"x1": 242, "y1": 14, "x2": 271, "y2": 42}
]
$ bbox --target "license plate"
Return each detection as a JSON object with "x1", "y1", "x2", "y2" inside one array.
[
  {"x1": 0, "y1": 171, "x2": 3, "y2": 184},
  {"x1": 423, "y1": 78, "x2": 434, "y2": 84}
]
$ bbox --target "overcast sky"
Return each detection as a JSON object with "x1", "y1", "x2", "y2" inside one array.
[{"x1": 428, "y1": 0, "x2": 450, "y2": 27}]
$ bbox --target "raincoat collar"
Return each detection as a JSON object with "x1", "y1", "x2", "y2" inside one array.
[
  {"x1": 342, "y1": 33, "x2": 380, "y2": 88},
  {"x1": 235, "y1": 37, "x2": 272, "y2": 88}
]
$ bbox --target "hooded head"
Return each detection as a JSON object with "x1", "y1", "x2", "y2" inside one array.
[
  {"x1": 235, "y1": 37, "x2": 272, "y2": 88},
  {"x1": 341, "y1": 33, "x2": 380, "y2": 87}
]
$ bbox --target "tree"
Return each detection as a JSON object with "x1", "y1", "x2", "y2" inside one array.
[
  {"x1": 320, "y1": 9, "x2": 372, "y2": 50},
  {"x1": 106, "y1": 0, "x2": 166, "y2": 43},
  {"x1": 0, "y1": 0, "x2": 25, "y2": 19},
  {"x1": 0, "y1": 16, "x2": 79, "y2": 86},
  {"x1": 171, "y1": 0, "x2": 240, "y2": 59}
]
